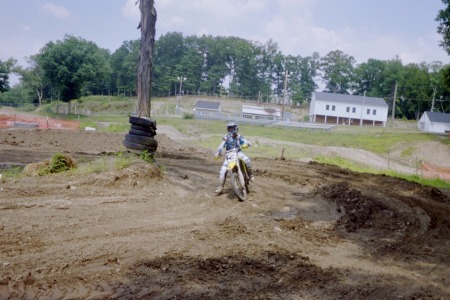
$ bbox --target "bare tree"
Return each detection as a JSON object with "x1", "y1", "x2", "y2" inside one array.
[{"x1": 136, "y1": 0, "x2": 157, "y2": 118}]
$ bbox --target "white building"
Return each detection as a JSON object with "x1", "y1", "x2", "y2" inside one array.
[
  {"x1": 193, "y1": 100, "x2": 221, "y2": 117},
  {"x1": 418, "y1": 111, "x2": 450, "y2": 134},
  {"x1": 242, "y1": 105, "x2": 282, "y2": 121},
  {"x1": 310, "y1": 92, "x2": 389, "y2": 127}
]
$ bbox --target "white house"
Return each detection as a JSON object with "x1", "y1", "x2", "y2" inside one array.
[
  {"x1": 418, "y1": 111, "x2": 450, "y2": 134},
  {"x1": 310, "y1": 92, "x2": 389, "y2": 127}
]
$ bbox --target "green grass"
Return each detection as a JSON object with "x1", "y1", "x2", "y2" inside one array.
[
  {"x1": 1, "y1": 166, "x2": 23, "y2": 181},
  {"x1": 18, "y1": 96, "x2": 450, "y2": 188},
  {"x1": 401, "y1": 146, "x2": 416, "y2": 157},
  {"x1": 315, "y1": 155, "x2": 450, "y2": 189},
  {"x1": 155, "y1": 117, "x2": 447, "y2": 156}
]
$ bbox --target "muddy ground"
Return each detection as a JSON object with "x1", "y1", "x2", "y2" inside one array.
[{"x1": 0, "y1": 128, "x2": 449, "y2": 299}]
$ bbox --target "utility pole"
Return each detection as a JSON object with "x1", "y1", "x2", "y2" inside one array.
[
  {"x1": 359, "y1": 91, "x2": 366, "y2": 127},
  {"x1": 282, "y1": 69, "x2": 289, "y2": 121},
  {"x1": 431, "y1": 85, "x2": 437, "y2": 112},
  {"x1": 176, "y1": 76, "x2": 186, "y2": 112},
  {"x1": 391, "y1": 82, "x2": 397, "y2": 126}
]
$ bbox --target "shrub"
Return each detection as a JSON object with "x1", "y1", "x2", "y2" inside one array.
[
  {"x1": 49, "y1": 153, "x2": 77, "y2": 173},
  {"x1": 183, "y1": 113, "x2": 195, "y2": 119},
  {"x1": 25, "y1": 153, "x2": 78, "y2": 176}
]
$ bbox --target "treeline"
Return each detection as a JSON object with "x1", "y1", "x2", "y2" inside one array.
[{"x1": 1, "y1": 32, "x2": 449, "y2": 119}]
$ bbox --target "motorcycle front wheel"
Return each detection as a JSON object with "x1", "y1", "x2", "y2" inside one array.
[{"x1": 231, "y1": 172, "x2": 247, "y2": 201}]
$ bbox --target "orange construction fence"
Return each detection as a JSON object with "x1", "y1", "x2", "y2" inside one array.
[
  {"x1": 0, "y1": 114, "x2": 80, "y2": 130},
  {"x1": 421, "y1": 162, "x2": 450, "y2": 182}
]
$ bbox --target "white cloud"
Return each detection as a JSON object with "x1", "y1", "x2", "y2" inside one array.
[
  {"x1": 122, "y1": 0, "x2": 140, "y2": 20},
  {"x1": 42, "y1": 3, "x2": 70, "y2": 20},
  {"x1": 98, "y1": 0, "x2": 450, "y2": 64}
]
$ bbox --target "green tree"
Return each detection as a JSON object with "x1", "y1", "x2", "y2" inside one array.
[
  {"x1": 0, "y1": 58, "x2": 16, "y2": 93},
  {"x1": 437, "y1": 65, "x2": 450, "y2": 112},
  {"x1": 398, "y1": 63, "x2": 432, "y2": 120},
  {"x1": 321, "y1": 50, "x2": 356, "y2": 94},
  {"x1": 14, "y1": 55, "x2": 48, "y2": 105},
  {"x1": 380, "y1": 57, "x2": 404, "y2": 119},
  {"x1": 153, "y1": 32, "x2": 185, "y2": 96},
  {"x1": 288, "y1": 53, "x2": 320, "y2": 105},
  {"x1": 436, "y1": 0, "x2": 450, "y2": 54},
  {"x1": 353, "y1": 59, "x2": 387, "y2": 96},
  {"x1": 110, "y1": 40, "x2": 139, "y2": 96},
  {"x1": 256, "y1": 39, "x2": 280, "y2": 102},
  {"x1": 0, "y1": 85, "x2": 29, "y2": 106},
  {"x1": 176, "y1": 35, "x2": 204, "y2": 95},
  {"x1": 35, "y1": 35, "x2": 110, "y2": 112}
]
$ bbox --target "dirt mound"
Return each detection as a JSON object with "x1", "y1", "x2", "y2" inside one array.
[
  {"x1": 125, "y1": 250, "x2": 338, "y2": 299},
  {"x1": 86, "y1": 161, "x2": 163, "y2": 189},
  {"x1": 319, "y1": 182, "x2": 394, "y2": 232}
]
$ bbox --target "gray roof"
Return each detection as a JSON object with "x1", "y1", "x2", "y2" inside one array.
[
  {"x1": 194, "y1": 100, "x2": 221, "y2": 110},
  {"x1": 314, "y1": 92, "x2": 388, "y2": 107},
  {"x1": 424, "y1": 111, "x2": 450, "y2": 123}
]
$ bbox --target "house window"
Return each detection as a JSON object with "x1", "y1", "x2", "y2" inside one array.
[
  {"x1": 373, "y1": 110, "x2": 377, "y2": 115},
  {"x1": 366, "y1": 109, "x2": 370, "y2": 114},
  {"x1": 332, "y1": 105, "x2": 336, "y2": 111},
  {"x1": 326, "y1": 105, "x2": 330, "y2": 110},
  {"x1": 352, "y1": 107, "x2": 356, "y2": 113},
  {"x1": 346, "y1": 107, "x2": 350, "y2": 112}
]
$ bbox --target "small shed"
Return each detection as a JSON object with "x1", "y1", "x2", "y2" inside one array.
[
  {"x1": 418, "y1": 111, "x2": 450, "y2": 134},
  {"x1": 193, "y1": 100, "x2": 221, "y2": 117},
  {"x1": 242, "y1": 105, "x2": 282, "y2": 121}
]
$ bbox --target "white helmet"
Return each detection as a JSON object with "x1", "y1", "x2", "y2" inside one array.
[{"x1": 226, "y1": 122, "x2": 238, "y2": 135}]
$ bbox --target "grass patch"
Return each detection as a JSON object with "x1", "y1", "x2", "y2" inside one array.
[
  {"x1": 38, "y1": 153, "x2": 77, "y2": 175},
  {"x1": 383, "y1": 172, "x2": 450, "y2": 189},
  {"x1": 315, "y1": 155, "x2": 381, "y2": 173},
  {"x1": 401, "y1": 146, "x2": 415, "y2": 157},
  {"x1": 156, "y1": 117, "x2": 445, "y2": 156},
  {"x1": 0, "y1": 166, "x2": 23, "y2": 181},
  {"x1": 114, "y1": 151, "x2": 133, "y2": 170},
  {"x1": 314, "y1": 154, "x2": 450, "y2": 189}
]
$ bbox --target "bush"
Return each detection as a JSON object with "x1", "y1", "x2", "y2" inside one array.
[
  {"x1": 49, "y1": 153, "x2": 77, "y2": 173},
  {"x1": 25, "y1": 153, "x2": 77, "y2": 176},
  {"x1": 183, "y1": 113, "x2": 194, "y2": 119}
]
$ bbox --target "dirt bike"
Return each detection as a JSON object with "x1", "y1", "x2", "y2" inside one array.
[{"x1": 225, "y1": 147, "x2": 250, "y2": 201}]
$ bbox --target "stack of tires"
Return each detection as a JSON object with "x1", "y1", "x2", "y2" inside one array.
[{"x1": 123, "y1": 116, "x2": 158, "y2": 154}]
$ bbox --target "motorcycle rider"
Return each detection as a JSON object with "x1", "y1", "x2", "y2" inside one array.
[{"x1": 214, "y1": 121, "x2": 254, "y2": 195}]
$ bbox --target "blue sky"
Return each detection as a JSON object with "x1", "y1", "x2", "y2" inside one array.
[{"x1": 0, "y1": 0, "x2": 448, "y2": 84}]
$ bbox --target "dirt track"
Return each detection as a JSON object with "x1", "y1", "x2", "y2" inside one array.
[{"x1": 0, "y1": 128, "x2": 449, "y2": 299}]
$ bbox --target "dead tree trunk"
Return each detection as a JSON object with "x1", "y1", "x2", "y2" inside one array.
[{"x1": 136, "y1": 0, "x2": 157, "y2": 118}]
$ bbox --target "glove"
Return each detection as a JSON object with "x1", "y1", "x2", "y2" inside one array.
[
  {"x1": 241, "y1": 143, "x2": 249, "y2": 149},
  {"x1": 214, "y1": 151, "x2": 221, "y2": 159}
]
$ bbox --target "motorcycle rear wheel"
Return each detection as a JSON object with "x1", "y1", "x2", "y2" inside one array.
[{"x1": 231, "y1": 172, "x2": 247, "y2": 201}]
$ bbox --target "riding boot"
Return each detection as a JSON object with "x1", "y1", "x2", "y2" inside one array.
[
  {"x1": 215, "y1": 177, "x2": 226, "y2": 195},
  {"x1": 246, "y1": 165, "x2": 254, "y2": 182}
]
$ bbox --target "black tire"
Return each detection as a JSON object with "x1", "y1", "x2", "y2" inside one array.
[
  {"x1": 130, "y1": 124, "x2": 157, "y2": 134},
  {"x1": 129, "y1": 116, "x2": 157, "y2": 130},
  {"x1": 123, "y1": 140, "x2": 157, "y2": 152},
  {"x1": 125, "y1": 134, "x2": 158, "y2": 147},
  {"x1": 129, "y1": 128, "x2": 155, "y2": 137},
  {"x1": 231, "y1": 172, "x2": 247, "y2": 201}
]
